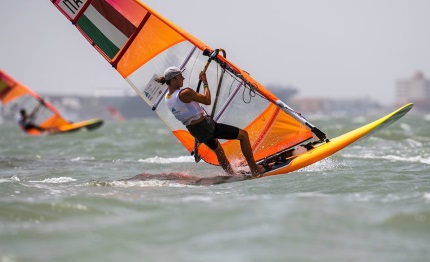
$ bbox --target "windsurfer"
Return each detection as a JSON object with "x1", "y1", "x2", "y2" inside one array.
[
  {"x1": 158, "y1": 66, "x2": 265, "y2": 177},
  {"x1": 17, "y1": 100, "x2": 45, "y2": 132}
]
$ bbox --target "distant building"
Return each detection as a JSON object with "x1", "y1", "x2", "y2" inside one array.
[
  {"x1": 396, "y1": 71, "x2": 430, "y2": 111},
  {"x1": 265, "y1": 84, "x2": 386, "y2": 115},
  {"x1": 265, "y1": 84, "x2": 298, "y2": 102}
]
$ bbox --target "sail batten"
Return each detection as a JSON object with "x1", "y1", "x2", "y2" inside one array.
[{"x1": 214, "y1": 80, "x2": 244, "y2": 122}]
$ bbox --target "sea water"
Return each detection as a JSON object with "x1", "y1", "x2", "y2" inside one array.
[{"x1": 0, "y1": 112, "x2": 429, "y2": 262}]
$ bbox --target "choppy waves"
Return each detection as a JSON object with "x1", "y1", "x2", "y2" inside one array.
[
  {"x1": 138, "y1": 155, "x2": 194, "y2": 164},
  {"x1": 1, "y1": 116, "x2": 430, "y2": 261}
]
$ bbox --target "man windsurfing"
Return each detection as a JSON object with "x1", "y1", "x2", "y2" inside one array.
[
  {"x1": 17, "y1": 100, "x2": 45, "y2": 132},
  {"x1": 157, "y1": 66, "x2": 265, "y2": 177}
]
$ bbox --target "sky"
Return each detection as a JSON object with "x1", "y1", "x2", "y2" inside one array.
[{"x1": 1, "y1": 0, "x2": 429, "y2": 105}]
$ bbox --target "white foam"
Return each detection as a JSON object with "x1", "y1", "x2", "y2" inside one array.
[
  {"x1": 0, "y1": 175, "x2": 20, "y2": 183},
  {"x1": 405, "y1": 138, "x2": 423, "y2": 147},
  {"x1": 295, "y1": 192, "x2": 329, "y2": 198},
  {"x1": 343, "y1": 153, "x2": 430, "y2": 164},
  {"x1": 399, "y1": 123, "x2": 412, "y2": 132},
  {"x1": 182, "y1": 195, "x2": 214, "y2": 202},
  {"x1": 85, "y1": 180, "x2": 190, "y2": 188},
  {"x1": 71, "y1": 156, "x2": 95, "y2": 162},
  {"x1": 30, "y1": 177, "x2": 77, "y2": 183},
  {"x1": 299, "y1": 158, "x2": 340, "y2": 172},
  {"x1": 352, "y1": 116, "x2": 366, "y2": 124},
  {"x1": 138, "y1": 155, "x2": 194, "y2": 164},
  {"x1": 1, "y1": 255, "x2": 17, "y2": 262},
  {"x1": 423, "y1": 193, "x2": 430, "y2": 202},
  {"x1": 51, "y1": 202, "x2": 88, "y2": 211},
  {"x1": 384, "y1": 155, "x2": 430, "y2": 164},
  {"x1": 353, "y1": 193, "x2": 373, "y2": 202}
]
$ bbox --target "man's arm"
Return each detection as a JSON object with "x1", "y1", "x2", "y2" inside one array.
[
  {"x1": 28, "y1": 99, "x2": 44, "y2": 119},
  {"x1": 180, "y1": 87, "x2": 211, "y2": 105}
]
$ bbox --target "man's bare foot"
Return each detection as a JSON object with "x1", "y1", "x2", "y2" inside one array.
[{"x1": 250, "y1": 165, "x2": 266, "y2": 178}]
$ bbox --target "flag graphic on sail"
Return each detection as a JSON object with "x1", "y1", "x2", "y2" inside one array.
[{"x1": 52, "y1": 0, "x2": 325, "y2": 166}]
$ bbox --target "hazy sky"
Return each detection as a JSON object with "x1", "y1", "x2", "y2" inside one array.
[{"x1": 1, "y1": 0, "x2": 429, "y2": 105}]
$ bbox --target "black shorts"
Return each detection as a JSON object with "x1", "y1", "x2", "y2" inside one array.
[
  {"x1": 22, "y1": 123, "x2": 44, "y2": 131},
  {"x1": 186, "y1": 117, "x2": 239, "y2": 150}
]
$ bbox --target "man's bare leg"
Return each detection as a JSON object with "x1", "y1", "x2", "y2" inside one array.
[
  {"x1": 213, "y1": 142, "x2": 235, "y2": 175},
  {"x1": 237, "y1": 129, "x2": 264, "y2": 177}
]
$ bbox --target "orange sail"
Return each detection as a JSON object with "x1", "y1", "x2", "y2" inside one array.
[
  {"x1": 51, "y1": 0, "x2": 325, "y2": 165},
  {"x1": 0, "y1": 69, "x2": 103, "y2": 135}
]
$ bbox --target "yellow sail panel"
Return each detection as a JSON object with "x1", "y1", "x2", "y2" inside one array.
[
  {"x1": 0, "y1": 83, "x2": 28, "y2": 104},
  {"x1": 246, "y1": 105, "x2": 281, "y2": 150},
  {"x1": 259, "y1": 112, "x2": 312, "y2": 153},
  {"x1": 214, "y1": 106, "x2": 311, "y2": 164},
  {"x1": 0, "y1": 71, "x2": 30, "y2": 104},
  {"x1": 244, "y1": 104, "x2": 312, "y2": 159},
  {"x1": 117, "y1": 15, "x2": 186, "y2": 77},
  {"x1": 40, "y1": 114, "x2": 70, "y2": 129}
]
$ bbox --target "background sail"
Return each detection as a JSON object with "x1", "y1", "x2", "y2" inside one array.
[
  {"x1": 52, "y1": 0, "x2": 313, "y2": 165},
  {"x1": 0, "y1": 69, "x2": 70, "y2": 133}
]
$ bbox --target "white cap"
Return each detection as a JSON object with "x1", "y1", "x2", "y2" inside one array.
[{"x1": 164, "y1": 66, "x2": 185, "y2": 81}]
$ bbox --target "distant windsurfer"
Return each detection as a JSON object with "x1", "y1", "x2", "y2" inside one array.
[
  {"x1": 157, "y1": 66, "x2": 265, "y2": 177},
  {"x1": 17, "y1": 99, "x2": 45, "y2": 132}
]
